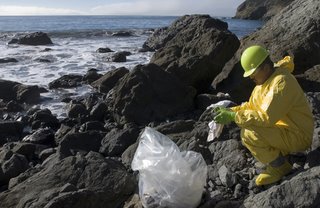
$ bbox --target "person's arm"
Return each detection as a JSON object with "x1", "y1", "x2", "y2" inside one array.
[
  {"x1": 231, "y1": 102, "x2": 249, "y2": 112},
  {"x1": 234, "y1": 76, "x2": 298, "y2": 127}
]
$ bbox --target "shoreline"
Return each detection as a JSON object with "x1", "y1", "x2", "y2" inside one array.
[{"x1": 1, "y1": 6, "x2": 319, "y2": 206}]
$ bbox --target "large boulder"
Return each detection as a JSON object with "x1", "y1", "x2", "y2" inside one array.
[
  {"x1": 0, "y1": 58, "x2": 18, "y2": 64},
  {"x1": 91, "y1": 67, "x2": 129, "y2": 94},
  {"x1": 0, "y1": 79, "x2": 40, "y2": 104},
  {"x1": 8, "y1": 32, "x2": 53, "y2": 45},
  {"x1": 100, "y1": 125, "x2": 140, "y2": 157},
  {"x1": 58, "y1": 131, "x2": 104, "y2": 157},
  {"x1": 48, "y1": 74, "x2": 83, "y2": 89},
  {"x1": 112, "y1": 52, "x2": 127, "y2": 62},
  {"x1": 148, "y1": 15, "x2": 239, "y2": 93},
  {"x1": 14, "y1": 84, "x2": 41, "y2": 104},
  {"x1": 29, "y1": 108, "x2": 60, "y2": 130},
  {"x1": 110, "y1": 63, "x2": 196, "y2": 125},
  {"x1": 22, "y1": 128, "x2": 55, "y2": 146},
  {"x1": 0, "y1": 152, "x2": 135, "y2": 208},
  {"x1": 0, "y1": 79, "x2": 20, "y2": 101},
  {"x1": 0, "y1": 121, "x2": 24, "y2": 145},
  {"x1": 142, "y1": 27, "x2": 170, "y2": 51},
  {"x1": 82, "y1": 69, "x2": 102, "y2": 84},
  {"x1": 296, "y1": 65, "x2": 320, "y2": 93},
  {"x1": 0, "y1": 150, "x2": 30, "y2": 185},
  {"x1": 213, "y1": 0, "x2": 320, "y2": 103},
  {"x1": 234, "y1": 0, "x2": 294, "y2": 21}
]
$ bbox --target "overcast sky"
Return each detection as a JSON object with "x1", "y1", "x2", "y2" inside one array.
[{"x1": 0, "y1": 0, "x2": 244, "y2": 17}]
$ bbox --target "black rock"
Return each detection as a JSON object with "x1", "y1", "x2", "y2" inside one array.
[
  {"x1": 112, "y1": 52, "x2": 127, "y2": 62},
  {"x1": 8, "y1": 32, "x2": 53, "y2": 45},
  {"x1": 0, "y1": 58, "x2": 18, "y2": 64},
  {"x1": 96, "y1": 47, "x2": 114, "y2": 53},
  {"x1": 48, "y1": 74, "x2": 83, "y2": 89},
  {"x1": 91, "y1": 67, "x2": 129, "y2": 94},
  {"x1": 110, "y1": 63, "x2": 196, "y2": 125}
]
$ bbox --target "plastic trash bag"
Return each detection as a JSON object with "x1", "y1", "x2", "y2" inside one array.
[
  {"x1": 206, "y1": 100, "x2": 234, "y2": 142},
  {"x1": 131, "y1": 127, "x2": 207, "y2": 208}
]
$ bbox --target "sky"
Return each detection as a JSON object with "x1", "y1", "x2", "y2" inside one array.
[{"x1": 0, "y1": 0, "x2": 244, "y2": 17}]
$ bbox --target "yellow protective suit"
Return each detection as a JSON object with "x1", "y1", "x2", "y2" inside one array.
[{"x1": 231, "y1": 56, "x2": 314, "y2": 164}]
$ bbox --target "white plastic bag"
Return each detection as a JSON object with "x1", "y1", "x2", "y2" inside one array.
[
  {"x1": 206, "y1": 100, "x2": 234, "y2": 142},
  {"x1": 131, "y1": 127, "x2": 207, "y2": 208}
]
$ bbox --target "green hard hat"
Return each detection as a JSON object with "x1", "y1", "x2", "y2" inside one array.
[{"x1": 240, "y1": 45, "x2": 269, "y2": 77}]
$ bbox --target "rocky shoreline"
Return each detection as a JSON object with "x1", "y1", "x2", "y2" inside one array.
[
  {"x1": 234, "y1": 0, "x2": 294, "y2": 21},
  {"x1": 1, "y1": 0, "x2": 320, "y2": 207}
]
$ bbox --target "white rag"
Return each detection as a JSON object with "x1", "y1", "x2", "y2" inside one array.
[{"x1": 206, "y1": 100, "x2": 233, "y2": 142}]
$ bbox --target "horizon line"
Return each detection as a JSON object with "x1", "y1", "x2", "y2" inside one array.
[{"x1": 0, "y1": 14, "x2": 234, "y2": 18}]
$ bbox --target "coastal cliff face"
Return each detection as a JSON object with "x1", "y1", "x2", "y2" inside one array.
[{"x1": 234, "y1": 0, "x2": 294, "y2": 21}]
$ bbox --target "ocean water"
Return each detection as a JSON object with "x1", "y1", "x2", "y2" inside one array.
[{"x1": 0, "y1": 16, "x2": 263, "y2": 117}]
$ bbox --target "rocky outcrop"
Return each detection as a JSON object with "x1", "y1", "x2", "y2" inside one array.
[
  {"x1": 28, "y1": 108, "x2": 60, "y2": 130},
  {"x1": 147, "y1": 15, "x2": 239, "y2": 93},
  {"x1": 100, "y1": 124, "x2": 140, "y2": 157},
  {"x1": 112, "y1": 52, "x2": 127, "y2": 62},
  {"x1": 8, "y1": 32, "x2": 53, "y2": 45},
  {"x1": 0, "y1": 80, "x2": 20, "y2": 101},
  {"x1": 0, "y1": 79, "x2": 40, "y2": 104},
  {"x1": 213, "y1": 0, "x2": 320, "y2": 103},
  {"x1": 82, "y1": 69, "x2": 102, "y2": 84},
  {"x1": 0, "y1": 148, "x2": 30, "y2": 186},
  {"x1": 296, "y1": 65, "x2": 320, "y2": 94},
  {"x1": 58, "y1": 131, "x2": 104, "y2": 158},
  {"x1": 15, "y1": 84, "x2": 41, "y2": 104},
  {"x1": 22, "y1": 128, "x2": 55, "y2": 146},
  {"x1": 0, "y1": 152, "x2": 135, "y2": 208},
  {"x1": 48, "y1": 74, "x2": 83, "y2": 89},
  {"x1": 243, "y1": 166, "x2": 320, "y2": 207},
  {"x1": 142, "y1": 27, "x2": 169, "y2": 51},
  {"x1": 0, "y1": 58, "x2": 18, "y2": 64},
  {"x1": 234, "y1": 0, "x2": 294, "y2": 21},
  {"x1": 96, "y1": 47, "x2": 114, "y2": 53},
  {"x1": 91, "y1": 67, "x2": 129, "y2": 94},
  {"x1": 110, "y1": 63, "x2": 196, "y2": 125},
  {"x1": 111, "y1": 31, "x2": 133, "y2": 37},
  {"x1": 0, "y1": 122, "x2": 23, "y2": 145}
]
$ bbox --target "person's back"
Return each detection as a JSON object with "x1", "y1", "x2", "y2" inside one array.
[
  {"x1": 270, "y1": 67, "x2": 314, "y2": 140},
  {"x1": 247, "y1": 61, "x2": 314, "y2": 141}
]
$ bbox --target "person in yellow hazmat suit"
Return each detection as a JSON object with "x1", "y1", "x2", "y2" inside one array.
[{"x1": 214, "y1": 45, "x2": 314, "y2": 186}]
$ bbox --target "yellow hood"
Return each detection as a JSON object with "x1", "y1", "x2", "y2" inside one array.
[{"x1": 274, "y1": 56, "x2": 294, "y2": 73}]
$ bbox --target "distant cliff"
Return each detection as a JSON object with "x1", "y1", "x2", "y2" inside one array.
[{"x1": 234, "y1": 0, "x2": 294, "y2": 21}]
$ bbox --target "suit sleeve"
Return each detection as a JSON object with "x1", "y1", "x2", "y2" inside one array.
[{"x1": 234, "y1": 76, "x2": 298, "y2": 127}]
